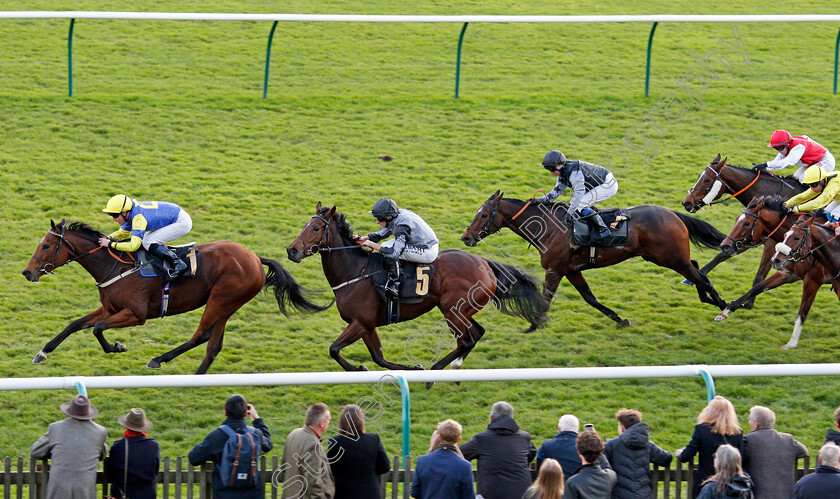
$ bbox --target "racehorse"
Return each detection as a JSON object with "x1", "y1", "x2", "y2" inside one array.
[
  {"x1": 285, "y1": 203, "x2": 548, "y2": 373},
  {"x1": 682, "y1": 154, "x2": 806, "y2": 308},
  {"x1": 715, "y1": 196, "x2": 833, "y2": 348},
  {"x1": 22, "y1": 219, "x2": 328, "y2": 374},
  {"x1": 462, "y1": 190, "x2": 727, "y2": 330}
]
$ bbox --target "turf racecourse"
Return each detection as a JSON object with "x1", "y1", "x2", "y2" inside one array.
[{"x1": 1, "y1": 0, "x2": 840, "y2": 467}]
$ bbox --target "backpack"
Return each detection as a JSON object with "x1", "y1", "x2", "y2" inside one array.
[{"x1": 217, "y1": 425, "x2": 261, "y2": 488}]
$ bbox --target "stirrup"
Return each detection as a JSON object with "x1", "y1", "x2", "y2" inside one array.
[
  {"x1": 169, "y1": 261, "x2": 188, "y2": 278},
  {"x1": 385, "y1": 281, "x2": 400, "y2": 297}
]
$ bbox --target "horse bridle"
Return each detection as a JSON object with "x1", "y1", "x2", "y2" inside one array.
[
  {"x1": 300, "y1": 214, "x2": 332, "y2": 256},
  {"x1": 30, "y1": 225, "x2": 82, "y2": 275},
  {"x1": 465, "y1": 202, "x2": 503, "y2": 242},
  {"x1": 781, "y1": 221, "x2": 814, "y2": 264},
  {"x1": 723, "y1": 208, "x2": 789, "y2": 251}
]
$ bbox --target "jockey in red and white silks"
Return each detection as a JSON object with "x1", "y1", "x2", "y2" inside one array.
[{"x1": 755, "y1": 129, "x2": 835, "y2": 182}]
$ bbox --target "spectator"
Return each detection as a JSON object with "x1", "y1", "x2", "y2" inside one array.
[
  {"x1": 536, "y1": 414, "x2": 609, "y2": 480},
  {"x1": 565, "y1": 430, "x2": 616, "y2": 499},
  {"x1": 280, "y1": 402, "x2": 335, "y2": 499},
  {"x1": 326, "y1": 404, "x2": 390, "y2": 499},
  {"x1": 188, "y1": 394, "x2": 273, "y2": 499},
  {"x1": 742, "y1": 405, "x2": 808, "y2": 499},
  {"x1": 825, "y1": 406, "x2": 840, "y2": 446},
  {"x1": 105, "y1": 408, "x2": 161, "y2": 499},
  {"x1": 676, "y1": 396, "x2": 744, "y2": 499},
  {"x1": 411, "y1": 419, "x2": 475, "y2": 499},
  {"x1": 461, "y1": 401, "x2": 536, "y2": 499},
  {"x1": 29, "y1": 394, "x2": 108, "y2": 499},
  {"x1": 603, "y1": 408, "x2": 672, "y2": 498},
  {"x1": 697, "y1": 444, "x2": 754, "y2": 499},
  {"x1": 793, "y1": 442, "x2": 840, "y2": 498},
  {"x1": 522, "y1": 458, "x2": 564, "y2": 499}
]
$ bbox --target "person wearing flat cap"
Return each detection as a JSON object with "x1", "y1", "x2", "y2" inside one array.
[
  {"x1": 30, "y1": 394, "x2": 108, "y2": 499},
  {"x1": 105, "y1": 408, "x2": 161, "y2": 499}
]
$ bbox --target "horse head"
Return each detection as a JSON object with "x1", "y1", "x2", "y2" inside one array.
[
  {"x1": 772, "y1": 213, "x2": 817, "y2": 270},
  {"x1": 721, "y1": 196, "x2": 778, "y2": 257},
  {"x1": 462, "y1": 190, "x2": 503, "y2": 247},
  {"x1": 287, "y1": 202, "x2": 338, "y2": 263},
  {"x1": 683, "y1": 154, "x2": 729, "y2": 213},
  {"x1": 22, "y1": 219, "x2": 100, "y2": 282}
]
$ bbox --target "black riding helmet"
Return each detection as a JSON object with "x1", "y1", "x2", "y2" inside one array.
[
  {"x1": 541, "y1": 150, "x2": 567, "y2": 170},
  {"x1": 370, "y1": 198, "x2": 400, "y2": 219}
]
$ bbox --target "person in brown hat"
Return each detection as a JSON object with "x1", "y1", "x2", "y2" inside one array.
[
  {"x1": 105, "y1": 408, "x2": 161, "y2": 499},
  {"x1": 30, "y1": 394, "x2": 108, "y2": 499}
]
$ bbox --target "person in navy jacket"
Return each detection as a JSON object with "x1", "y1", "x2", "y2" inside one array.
[{"x1": 105, "y1": 408, "x2": 160, "y2": 499}]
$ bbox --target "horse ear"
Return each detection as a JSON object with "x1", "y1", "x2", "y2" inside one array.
[
  {"x1": 328, "y1": 206, "x2": 337, "y2": 218},
  {"x1": 720, "y1": 157, "x2": 728, "y2": 168},
  {"x1": 315, "y1": 201, "x2": 322, "y2": 213},
  {"x1": 50, "y1": 219, "x2": 56, "y2": 230},
  {"x1": 492, "y1": 189, "x2": 501, "y2": 198},
  {"x1": 805, "y1": 214, "x2": 817, "y2": 227},
  {"x1": 713, "y1": 153, "x2": 721, "y2": 164}
]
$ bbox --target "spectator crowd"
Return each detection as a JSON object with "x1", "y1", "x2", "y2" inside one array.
[{"x1": 26, "y1": 394, "x2": 840, "y2": 498}]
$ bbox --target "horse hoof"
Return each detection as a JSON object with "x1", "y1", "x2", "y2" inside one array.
[
  {"x1": 358, "y1": 365, "x2": 369, "y2": 371},
  {"x1": 715, "y1": 310, "x2": 729, "y2": 321},
  {"x1": 780, "y1": 343, "x2": 796, "y2": 350},
  {"x1": 618, "y1": 319, "x2": 631, "y2": 327},
  {"x1": 425, "y1": 381, "x2": 436, "y2": 390},
  {"x1": 681, "y1": 279, "x2": 694, "y2": 286},
  {"x1": 32, "y1": 351, "x2": 47, "y2": 364},
  {"x1": 743, "y1": 302, "x2": 755, "y2": 310},
  {"x1": 113, "y1": 341, "x2": 128, "y2": 353},
  {"x1": 146, "y1": 359, "x2": 161, "y2": 369}
]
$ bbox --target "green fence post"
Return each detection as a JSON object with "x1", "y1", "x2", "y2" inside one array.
[
  {"x1": 645, "y1": 22, "x2": 658, "y2": 98},
  {"x1": 264, "y1": 21, "x2": 279, "y2": 98},
  {"x1": 455, "y1": 22, "x2": 469, "y2": 98},
  {"x1": 696, "y1": 368, "x2": 715, "y2": 403},
  {"x1": 396, "y1": 375, "x2": 410, "y2": 465},
  {"x1": 68, "y1": 18, "x2": 75, "y2": 97},
  {"x1": 834, "y1": 27, "x2": 839, "y2": 95}
]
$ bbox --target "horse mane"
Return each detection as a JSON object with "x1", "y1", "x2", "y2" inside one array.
[
  {"x1": 751, "y1": 195, "x2": 786, "y2": 214},
  {"x1": 62, "y1": 221, "x2": 105, "y2": 240},
  {"x1": 322, "y1": 208, "x2": 370, "y2": 255}
]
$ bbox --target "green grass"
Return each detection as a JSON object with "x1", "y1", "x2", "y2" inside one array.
[{"x1": 1, "y1": 0, "x2": 840, "y2": 472}]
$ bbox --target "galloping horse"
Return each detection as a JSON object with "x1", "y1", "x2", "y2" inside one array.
[
  {"x1": 22, "y1": 220, "x2": 327, "y2": 373},
  {"x1": 462, "y1": 191, "x2": 727, "y2": 330},
  {"x1": 286, "y1": 203, "x2": 547, "y2": 373},
  {"x1": 682, "y1": 154, "x2": 806, "y2": 307},
  {"x1": 715, "y1": 196, "x2": 833, "y2": 348}
]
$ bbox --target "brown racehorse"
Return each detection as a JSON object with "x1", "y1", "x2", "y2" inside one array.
[
  {"x1": 682, "y1": 154, "x2": 806, "y2": 307},
  {"x1": 715, "y1": 196, "x2": 834, "y2": 348},
  {"x1": 22, "y1": 220, "x2": 327, "y2": 374},
  {"x1": 285, "y1": 203, "x2": 547, "y2": 373},
  {"x1": 462, "y1": 191, "x2": 727, "y2": 331}
]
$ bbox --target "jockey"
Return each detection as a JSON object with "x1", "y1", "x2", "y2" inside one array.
[
  {"x1": 99, "y1": 194, "x2": 192, "y2": 278},
  {"x1": 753, "y1": 129, "x2": 835, "y2": 183},
  {"x1": 783, "y1": 165, "x2": 840, "y2": 232},
  {"x1": 354, "y1": 198, "x2": 439, "y2": 297},
  {"x1": 537, "y1": 149, "x2": 618, "y2": 242}
]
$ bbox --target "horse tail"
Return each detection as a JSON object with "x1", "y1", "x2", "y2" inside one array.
[
  {"x1": 672, "y1": 211, "x2": 727, "y2": 249},
  {"x1": 260, "y1": 257, "x2": 333, "y2": 316},
  {"x1": 484, "y1": 259, "x2": 549, "y2": 328}
]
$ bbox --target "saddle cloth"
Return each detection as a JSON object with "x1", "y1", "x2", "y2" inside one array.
[
  {"x1": 572, "y1": 207, "x2": 631, "y2": 247},
  {"x1": 137, "y1": 244, "x2": 200, "y2": 284},
  {"x1": 369, "y1": 253, "x2": 435, "y2": 304}
]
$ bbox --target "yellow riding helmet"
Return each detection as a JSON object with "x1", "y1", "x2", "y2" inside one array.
[
  {"x1": 102, "y1": 194, "x2": 133, "y2": 214},
  {"x1": 802, "y1": 165, "x2": 828, "y2": 186}
]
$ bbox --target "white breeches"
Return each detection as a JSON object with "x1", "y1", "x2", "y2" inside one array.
[
  {"x1": 793, "y1": 151, "x2": 836, "y2": 182},
  {"x1": 141, "y1": 210, "x2": 193, "y2": 249},
  {"x1": 381, "y1": 240, "x2": 439, "y2": 263},
  {"x1": 824, "y1": 201, "x2": 840, "y2": 222},
  {"x1": 575, "y1": 173, "x2": 619, "y2": 211}
]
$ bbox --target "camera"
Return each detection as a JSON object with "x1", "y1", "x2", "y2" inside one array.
[{"x1": 584, "y1": 423, "x2": 595, "y2": 431}]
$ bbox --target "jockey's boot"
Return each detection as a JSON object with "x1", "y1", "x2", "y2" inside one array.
[
  {"x1": 149, "y1": 243, "x2": 188, "y2": 278},
  {"x1": 384, "y1": 257, "x2": 401, "y2": 298},
  {"x1": 583, "y1": 209, "x2": 611, "y2": 243}
]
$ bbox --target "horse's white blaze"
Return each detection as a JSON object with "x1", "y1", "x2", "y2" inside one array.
[
  {"x1": 737, "y1": 214, "x2": 745, "y2": 223},
  {"x1": 782, "y1": 316, "x2": 803, "y2": 349},
  {"x1": 701, "y1": 180, "x2": 723, "y2": 205}
]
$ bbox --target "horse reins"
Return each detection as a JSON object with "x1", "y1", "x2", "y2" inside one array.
[
  {"x1": 31, "y1": 226, "x2": 103, "y2": 275},
  {"x1": 465, "y1": 198, "x2": 535, "y2": 243},
  {"x1": 723, "y1": 209, "x2": 789, "y2": 250}
]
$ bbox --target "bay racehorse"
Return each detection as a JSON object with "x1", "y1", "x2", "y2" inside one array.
[
  {"x1": 682, "y1": 154, "x2": 806, "y2": 307},
  {"x1": 715, "y1": 196, "x2": 832, "y2": 348},
  {"x1": 286, "y1": 203, "x2": 547, "y2": 373},
  {"x1": 22, "y1": 220, "x2": 328, "y2": 373},
  {"x1": 462, "y1": 191, "x2": 727, "y2": 330}
]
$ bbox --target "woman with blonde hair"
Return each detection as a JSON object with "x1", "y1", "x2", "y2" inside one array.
[
  {"x1": 697, "y1": 444, "x2": 753, "y2": 498},
  {"x1": 521, "y1": 458, "x2": 564, "y2": 499},
  {"x1": 676, "y1": 396, "x2": 744, "y2": 499}
]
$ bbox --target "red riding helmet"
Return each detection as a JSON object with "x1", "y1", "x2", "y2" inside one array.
[{"x1": 767, "y1": 129, "x2": 793, "y2": 148}]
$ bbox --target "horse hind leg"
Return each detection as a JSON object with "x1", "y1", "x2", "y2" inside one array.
[
  {"x1": 147, "y1": 303, "x2": 227, "y2": 370},
  {"x1": 678, "y1": 260, "x2": 726, "y2": 310},
  {"x1": 194, "y1": 312, "x2": 235, "y2": 374}
]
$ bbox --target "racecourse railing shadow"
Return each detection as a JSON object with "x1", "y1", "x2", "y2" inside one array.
[{"x1": 0, "y1": 454, "x2": 813, "y2": 498}]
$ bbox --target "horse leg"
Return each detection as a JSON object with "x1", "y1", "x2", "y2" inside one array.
[
  {"x1": 450, "y1": 319, "x2": 485, "y2": 369},
  {"x1": 147, "y1": 303, "x2": 226, "y2": 369},
  {"x1": 715, "y1": 271, "x2": 798, "y2": 321},
  {"x1": 682, "y1": 251, "x2": 731, "y2": 285},
  {"x1": 743, "y1": 241, "x2": 777, "y2": 309},
  {"x1": 361, "y1": 329, "x2": 424, "y2": 371},
  {"x1": 674, "y1": 261, "x2": 727, "y2": 310},
  {"x1": 781, "y1": 274, "x2": 821, "y2": 349},
  {"x1": 90, "y1": 308, "x2": 144, "y2": 353},
  {"x1": 565, "y1": 272, "x2": 631, "y2": 327},
  {"x1": 194, "y1": 312, "x2": 234, "y2": 374},
  {"x1": 329, "y1": 321, "x2": 373, "y2": 372},
  {"x1": 520, "y1": 270, "x2": 561, "y2": 334},
  {"x1": 34, "y1": 307, "x2": 111, "y2": 364},
  {"x1": 427, "y1": 313, "x2": 478, "y2": 387}
]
